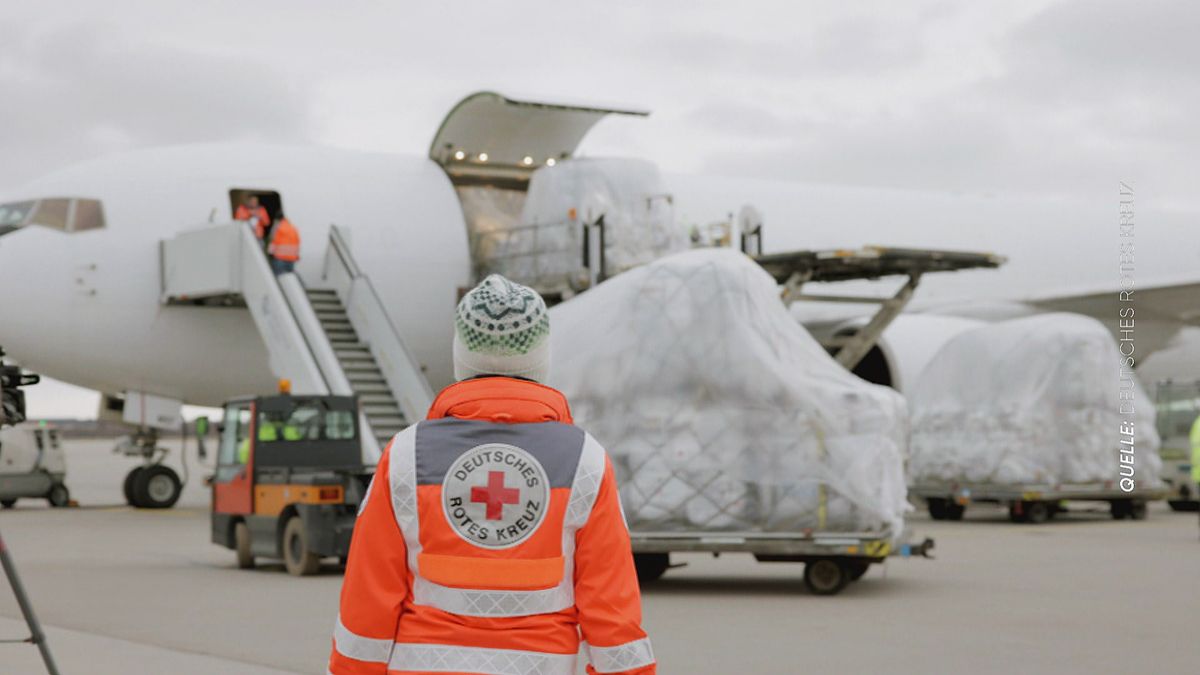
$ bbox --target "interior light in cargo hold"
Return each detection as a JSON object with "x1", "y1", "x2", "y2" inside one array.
[
  {"x1": 546, "y1": 158, "x2": 557, "y2": 166},
  {"x1": 453, "y1": 150, "x2": 465, "y2": 161},
  {"x1": 522, "y1": 156, "x2": 534, "y2": 166},
  {"x1": 478, "y1": 152, "x2": 489, "y2": 162}
]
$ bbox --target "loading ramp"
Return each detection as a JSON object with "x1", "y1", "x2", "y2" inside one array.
[
  {"x1": 753, "y1": 245, "x2": 1005, "y2": 370},
  {"x1": 160, "y1": 223, "x2": 432, "y2": 460}
]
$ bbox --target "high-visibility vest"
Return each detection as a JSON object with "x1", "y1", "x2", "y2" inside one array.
[
  {"x1": 268, "y1": 218, "x2": 300, "y2": 262},
  {"x1": 329, "y1": 377, "x2": 655, "y2": 675},
  {"x1": 1190, "y1": 415, "x2": 1200, "y2": 484},
  {"x1": 234, "y1": 205, "x2": 271, "y2": 239}
]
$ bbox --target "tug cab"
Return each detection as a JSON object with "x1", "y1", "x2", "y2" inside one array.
[{"x1": 210, "y1": 392, "x2": 373, "y2": 575}]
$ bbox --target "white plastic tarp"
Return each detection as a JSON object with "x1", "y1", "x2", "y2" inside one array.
[
  {"x1": 477, "y1": 158, "x2": 679, "y2": 291},
  {"x1": 549, "y1": 249, "x2": 911, "y2": 537},
  {"x1": 909, "y1": 313, "x2": 1162, "y2": 486}
]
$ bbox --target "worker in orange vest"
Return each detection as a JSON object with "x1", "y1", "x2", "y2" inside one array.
[
  {"x1": 267, "y1": 214, "x2": 300, "y2": 275},
  {"x1": 234, "y1": 195, "x2": 271, "y2": 241},
  {"x1": 329, "y1": 275, "x2": 655, "y2": 675}
]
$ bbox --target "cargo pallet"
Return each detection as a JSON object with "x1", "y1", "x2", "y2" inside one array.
[
  {"x1": 910, "y1": 482, "x2": 1167, "y2": 524},
  {"x1": 630, "y1": 529, "x2": 934, "y2": 596}
]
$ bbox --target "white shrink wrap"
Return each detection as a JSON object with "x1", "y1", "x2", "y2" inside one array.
[
  {"x1": 909, "y1": 313, "x2": 1162, "y2": 487},
  {"x1": 549, "y1": 249, "x2": 911, "y2": 537}
]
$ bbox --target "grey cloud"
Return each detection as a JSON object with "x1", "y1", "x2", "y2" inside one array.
[
  {"x1": 0, "y1": 21, "x2": 315, "y2": 190},
  {"x1": 641, "y1": 15, "x2": 925, "y2": 79},
  {"x1": 696, "y1": 0, "x2": 1199, "y2": 204}
]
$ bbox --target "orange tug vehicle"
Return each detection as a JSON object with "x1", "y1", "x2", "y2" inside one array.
[{"x1": 210, "y1": 393, "x2": 372, "y2": 575}]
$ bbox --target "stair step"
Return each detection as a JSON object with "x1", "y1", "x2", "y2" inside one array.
[
  {"x1": 319, "y1": 319, "x2": 353, "y2": 329},
  {"x1": 347, "y1": 371, "x2": 386, "y2": 382},
  {"x1": 353, "y1": 382, "x2": 392, "y2": 395},
  {"x1": 359, "y1": 392, "x2": 398, "y2": 404},
  {"x1": 341, "y1": 361, "x2": 380, "y2": 372},
  {"x1": 335, "y1": 350, "x2": 373, "y2": 361},
  {"x1": 363, "y1": 403, "x2": 401, "y2": 415},
  {"x1": 307, "y1": 288, "x2": 337, "y2": 296}
]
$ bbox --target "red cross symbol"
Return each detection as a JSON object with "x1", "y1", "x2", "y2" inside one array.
[{"x1": 471, "y1": 471, "x2": 520, "y2": 520}]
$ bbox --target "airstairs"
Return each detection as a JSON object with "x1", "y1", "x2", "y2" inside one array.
[{"x1": 159, "y1": 222, "x2": 432, "y2": 461}]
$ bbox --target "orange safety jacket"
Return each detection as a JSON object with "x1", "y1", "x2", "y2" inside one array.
[
  {"x1": 329, "y1": 377, "x2": 655, "y2": 675},
  {"x1": 234, "y1": 204, "x2": 271, "y2": 239},
  {"x1": 268, "y1": 218, "x2": 301, "y2": 261}
]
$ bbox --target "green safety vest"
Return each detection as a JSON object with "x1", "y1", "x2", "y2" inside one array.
[
  {"x1": 237, "y1": 438, "x2": 250, "y2": 464},
  {"x1": 258, "y1": 422, "x2": 302, "y2": 442},
  {"x1": 1190, "y1": 415, "x2": 1200, "y2": 484}
]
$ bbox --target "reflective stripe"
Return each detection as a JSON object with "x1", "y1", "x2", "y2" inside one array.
[
  {"x1": 565, "y1": 433, "x2": 606, "y2": 528},
  {"x1": 413, "y1": 577, "x2": 573, "y2": 617},
  {"x1": 389, "y1": 643, "x2": 575, "y2": 675},
  {"x1": 332, "y1": 615, "x2": 394, "y2": 664},
  {"x1": 586, "y1": 638, "x2": 656, "y2": 673},
  {"x1": 388, "y1": 426, "x2": 421, "y2": 573}
]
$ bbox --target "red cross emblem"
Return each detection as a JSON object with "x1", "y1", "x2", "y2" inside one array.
[{"x1": 471, "y1": 471, "x2": 520, "y2": 520}]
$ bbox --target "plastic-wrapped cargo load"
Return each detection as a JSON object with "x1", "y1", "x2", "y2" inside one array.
[
  {"x1": 548, "y1": 249, "x2": 911, "y2": 537},
  {"x1": 909, "y1": 313, "x2": 1162, "y2": 486},
  {"x1": 477, "y1": 158, "x2": 679, "y2": 293}
]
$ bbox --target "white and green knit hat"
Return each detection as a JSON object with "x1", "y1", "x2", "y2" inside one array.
[{"x1": 453, "y1": 274, "x2": 551, "y2": 383}]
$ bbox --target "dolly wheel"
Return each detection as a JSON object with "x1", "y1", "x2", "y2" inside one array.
[
  {"x1": 633, "y1": 553, "x2": 670, "y2": 585},
  {"x1": 927, "y1": 498, "x2": 949, "y2": 520},
  {"x1": 1, "y1": 498, "x2": 17, "y2": 509},
  {"x1": 944, "y1": 501, "x2": 966, "y2": 521},
  {"x1": 1024, "y1": 501, "x2": 1050, "y2": 524},
  {"x1": 1129, "y1": 500, "x2": 1148, "y2": 521},
  {"x1": 283, "y1": 516, "x2": 321, "y2": 576},
  {"x1": 234, "y1": 521, "x2": 255, "y2": 569},
  {"x1": 846, "y1": 560, "x2": 871, "y2": 581},
  {"x1": 804, "y1": 559, "x2": 850, "y2": 596},
  {"x1": 1110, "y1": 500, "x2": 1132, "y2": 520}
]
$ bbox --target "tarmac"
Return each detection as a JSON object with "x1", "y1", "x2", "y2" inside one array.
[{"x1": 1, "y1": 438, "x2": 1197, "y2": 674}]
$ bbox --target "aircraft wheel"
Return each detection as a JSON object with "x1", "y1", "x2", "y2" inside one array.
[
  {"x1": 123, "y1": 467, "x2": 145, "y2": 506},
  {"x1": 633, "y1": 553, "x2": 670, "y2": 585},
  {"x1": 1, "y1": 498, "x2": 17, "y2": 509},
  {"x1": 234, "y1": 521, "x2": 255, "y2": 569},
  {"x1": 133, "y1": 465, "x2": 182, "y2": 509},
  {"x1": 47, "y1": 484, "x2": 70, "y2": 508},
  {"x1": 282, "y1": 516, "x2": 321, "y2": 576},
  {"x1": 804, "y1": 558, "x2": 849, "y2": 596}
]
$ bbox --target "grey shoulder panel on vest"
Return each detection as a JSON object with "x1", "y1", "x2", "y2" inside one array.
[{"x1": 414, "y1": 419, "x2": 585, "y2": 488}]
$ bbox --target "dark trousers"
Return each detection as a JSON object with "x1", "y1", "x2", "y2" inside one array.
[{"x1": 270, "y1": 258, "x2": 296, "y2": 275}]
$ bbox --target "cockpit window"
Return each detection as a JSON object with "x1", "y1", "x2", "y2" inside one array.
[
  {"x1": 30, "y1": 198, "x2": 70, "y2": 230},
  {"x1": 0, "y1": 201, "x2": 34, "y2": 227},
  {"x1": 0, "y1": 198, "x2": 105, "y2": 235},
  {"x1": 72, "y1": 199, "x2": 105, "y2": 232}
]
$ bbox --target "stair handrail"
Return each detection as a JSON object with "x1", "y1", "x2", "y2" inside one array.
[{"x1": 324, "y1": 225, "x2": 434, "y2": 424}]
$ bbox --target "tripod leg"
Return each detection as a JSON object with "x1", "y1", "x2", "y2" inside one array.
[{"x1": 0, "y1": 529, "x2": 60, "y2": 675}]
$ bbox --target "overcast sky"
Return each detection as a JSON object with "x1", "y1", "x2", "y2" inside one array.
[{"x1": 3, "y1": 0, "x2": 1195, "y2": 417}]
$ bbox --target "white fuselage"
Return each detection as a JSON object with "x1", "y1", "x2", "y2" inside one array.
[{"x1": 0, "y1": 142, "x2": 1196, "y2": 407}]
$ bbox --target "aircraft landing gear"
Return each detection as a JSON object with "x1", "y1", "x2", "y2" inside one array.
[{"x1": 117, "y1": 428, "x2": 183, "y2": 509}]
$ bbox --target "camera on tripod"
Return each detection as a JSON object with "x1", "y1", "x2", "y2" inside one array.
[{"x1": 1, "y1": 347, "x2": 39, "y2": 427}]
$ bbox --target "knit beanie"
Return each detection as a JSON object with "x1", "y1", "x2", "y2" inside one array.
[{"x1": 453, "y1": 274, "x2": 551, "y2": 383}]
